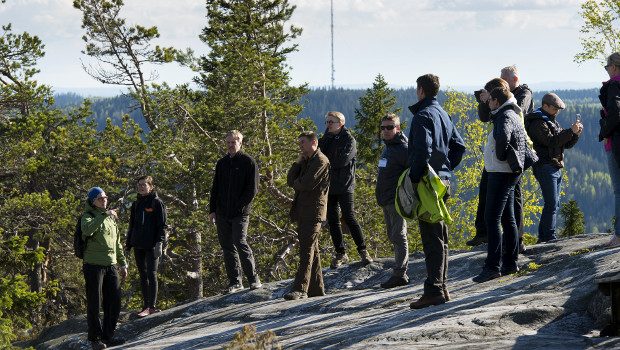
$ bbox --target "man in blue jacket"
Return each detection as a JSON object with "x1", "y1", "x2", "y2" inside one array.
[
  {"x1": 408, "y1": 74, "x2": 466, "y2": 309},
  {"x1": 376, "y1": 114, "x2": 410, "y2": 288}
]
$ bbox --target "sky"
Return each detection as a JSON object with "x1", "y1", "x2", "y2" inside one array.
[{"x1": 0, "y1": 0, "x2": 609, "y2": 95}]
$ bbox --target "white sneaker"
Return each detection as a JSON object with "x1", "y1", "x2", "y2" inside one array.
[{"x1": 226, "y1": 283, "x2": 244, "y2": 294}]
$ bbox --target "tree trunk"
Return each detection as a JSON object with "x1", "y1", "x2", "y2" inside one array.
[{"x1": 186, "y1": 169, "x2": 203, "y2": 299}]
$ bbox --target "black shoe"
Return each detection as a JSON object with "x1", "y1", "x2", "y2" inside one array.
[
  {"x1": 473, "y1": 269, "x2": 501, "y2": 283},
  {"x1": 409, "y1": 294, "x2": 446, "y2": 309},
  {"x1": 380, "y1": 276, "x2": 409, "y2": 289},
  {"x1": 466, "y1": 235, "x2": 488, "y2": 246},
  {"x1": 91, "y1": 340, "x2": 107, "y2": 350},
  {"x1": 103, "y1": 337, "x2": 125, "y2": 347}
]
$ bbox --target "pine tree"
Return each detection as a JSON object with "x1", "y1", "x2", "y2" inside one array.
[
  {"x1": 560, "y1": 199, "x2": 586, "y2": 237},
  {"x1": 353, "y1": 74, "x2": 401, "y2": 166}
]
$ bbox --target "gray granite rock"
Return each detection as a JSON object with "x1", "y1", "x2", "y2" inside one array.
[{"x1": 28, "y1": 234, "x2": 620, "y2": 349}]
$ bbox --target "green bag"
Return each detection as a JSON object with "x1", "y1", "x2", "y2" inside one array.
[{"x1": 395, "y1": 165, "x2": 452, "y2": 224}]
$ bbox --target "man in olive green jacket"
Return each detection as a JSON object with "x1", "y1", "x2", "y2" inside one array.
[
  {"x1": 285, "y1": 131, "x2": 330, "y2": 300},
  {"x1": 81, "y1": 187, "x2": 128, "y2": 350}
]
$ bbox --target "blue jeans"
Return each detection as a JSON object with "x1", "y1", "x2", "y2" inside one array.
[
  {"x1": 608, "y1": 151, "x2": 620, "y2": 237},
  {"x1": 533, "y1": 163, "x2": 562, "y2": 242},
  {"x1": 484, "y1": 172, "x2": 520, "y2": 273}
]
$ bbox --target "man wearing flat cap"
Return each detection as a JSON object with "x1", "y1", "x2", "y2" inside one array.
[{"x1": 524, "y1": 93, "x2": 583, "y2": 243}]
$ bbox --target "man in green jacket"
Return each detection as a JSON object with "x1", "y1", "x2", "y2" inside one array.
[
  {"x1": 81, "y1": 187, "x2": 128, "y2": 350},
  {"x1": 285, "y1": 131, "x2": 330, "y2": 300}
]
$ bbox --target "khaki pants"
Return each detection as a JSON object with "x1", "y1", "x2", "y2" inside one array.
[{"x1": 292, "y1": 220, "x2": 324, "y2": 296}]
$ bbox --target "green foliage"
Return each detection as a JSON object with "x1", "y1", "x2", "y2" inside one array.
[
  {"x1": 353, "y1": 74, "x2": 401, "y2": 165},
  {"x1": 225, "y1": 324, "x2": 281, "y2": 350},
  {"x1": 575, "y1": 0, "x2": 620, "y2": 64},
  {"x1": 560, "y1": 199, "x2": 586, "y2": 237}
]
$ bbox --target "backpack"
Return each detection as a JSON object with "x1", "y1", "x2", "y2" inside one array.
[{"x1": 74, "y1": 212, "x2": 93, "y2": 259}]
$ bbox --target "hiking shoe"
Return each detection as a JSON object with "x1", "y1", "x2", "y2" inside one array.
[
  {"x1": 148, "y1": 307, "x2": 160, "y2": 315},
  {"x1": 137, "y1": 308, "x2": 150, "y2": 318},
  {"x1": 330, "y1": 253, "x2": 349, "y2": 269},
  {"x1": 225, "y1": 283, "x2": 244, "y2": 294},
  {"x1": 250, "y1": 277, "x2": 263, "y2": 290},
  {"x1": 473, "y1": 269, "x2": 501, "y2": 283},
  {"x1": 90, "y1": 340, "x2": 107, "y2": 350},
  {"x1": 284, "y1": 291, "x2": 308, "y2": 301},
  {"x1": 380, "y1": 276, "x2": 409, "y2": 289},
  {"x1": 409, "y1": 294, "x2": 446, "y2": 309},
  {"x1": 607, "y1": 235, "x2": 620, "y2": 248},
  {"x1": 519, "y1": 242, "x2": 529, "y2": 254},
  {"x1": 443, "y1": 286, "x2": 451, "y2": 302},
  {"x1": 466, "y1": 235, "x2": 487, "y2": 246},
  {"x1": 360, "y1": 249, "x2": 373, "y2": 265},
  {"x1": 102, "y1": 336, "x2": 125, "y2": 347}
]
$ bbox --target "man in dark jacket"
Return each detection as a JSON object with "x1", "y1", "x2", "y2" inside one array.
[
  {"x1": 408, "y1": 74, "x2": 466, "y2": 309},
  {"x1": 285, "y1": 131, "x2": 330, "y2": 300},
  {"x1": 525, "y1": 93, "x2": 582, "y2": 243},
  {"x1": 208, "y1": 130, "x2": 261, "y2": 294},
  {"x1": 319, "y1": 111, "x2": 372, "y2": 268},
  {"x1": 375, "y1": 114, "x2": 410, "y2": 289}
]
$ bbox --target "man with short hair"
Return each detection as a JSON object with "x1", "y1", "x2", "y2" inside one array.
[
  {"x1": 525, "y1": 93, "x2": 582, "y2": 243},
  {"x1": 319, "y1": 111, "x2": 373, "y2": 268},
  {"x1": 408, "y1": 74, "x2": 466, "y2": 309},
  {"x1": 209, "y1": 130, "x2": 262, "y2": 294},
  {"x1": 285, "y1": 131, "x2": 330, "y2": 300},
  {"x1": 376, "y1": 114, "x2": 410, "y2": 288}
]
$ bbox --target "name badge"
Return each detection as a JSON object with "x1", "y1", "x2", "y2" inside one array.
[{"x1": 378, "y1": 158, "x2": 387, "y2": 168}]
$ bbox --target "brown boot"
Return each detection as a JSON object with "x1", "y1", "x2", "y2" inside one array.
[
  {"x1": 359, "y1": 249, "x2": 373, "y2": 265},
  {"x1": 443, "y1": 287, "x2": 450, "y2": 302},
  {"x1": 409, "y1": 294, "x2": 446, "y2": 309}
]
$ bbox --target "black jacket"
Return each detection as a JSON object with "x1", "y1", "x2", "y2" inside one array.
[
  {"x1": 318, "y1": 127, "x2": 357, "y2": 194},
  {"x1": 408, "y1": 97, "x2": 466, "y2": 183},
  {"x1": 490, "y1": 102, "x2": 529, "y2": 173},
  {"x1": 376, "y1": 132, "x2": 408, "y2": 206},
  {"x1": 525, "y1": 108, "x2": 578, "y2": 168},
  {"x1": 599, "y1": 78, "x2": 620, "y2": 140},
  {"x1": 126, "y1": 191, "x2": 167, "y2": 249},
  {"x1": 209, "y1": 151, "x2": 259, "y2": 219}
]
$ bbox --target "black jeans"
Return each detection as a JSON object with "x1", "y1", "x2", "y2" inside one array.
[
  {"x1": 83, "y1": 263, "x2": 121, "y2": 342},
  {"x1": 484, "y1": 172, "x2": 520, "y2": 273},
  {"x1": 216, "y1": 215, "x2": 258, "y2": 286},
  {"x1": 326, "y1": 192, "x2": 366, "y2": 254},
  {"x1": 419, "y1": 220, "x2": 449, "y2": 297},
  {"x1": 475, "y1": 168, "x2": 524, "y2": 238},
  {"x1": 134, "y1": 248, "x2": 159, "y2": 309}
]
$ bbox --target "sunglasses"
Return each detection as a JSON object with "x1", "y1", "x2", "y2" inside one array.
[
  {"x1": 380, "y1": 125, "x2": 396, "y2": 131},
  {"x1": 325, "y1": 120, "x2": 339, "y2": 125}
]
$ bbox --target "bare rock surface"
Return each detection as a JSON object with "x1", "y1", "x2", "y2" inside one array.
[{"x1": 29, "y1": 234, "x2": 620, "y2": 349}]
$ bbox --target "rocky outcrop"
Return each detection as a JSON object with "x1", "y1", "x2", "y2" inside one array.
[{"x1": 29, "y1": 234, "x2": 620, "y2": 349}]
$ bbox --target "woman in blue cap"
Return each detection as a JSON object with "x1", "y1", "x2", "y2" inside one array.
[{"x1": 81, "y1": 187, "x2": 128, "y2": 350}]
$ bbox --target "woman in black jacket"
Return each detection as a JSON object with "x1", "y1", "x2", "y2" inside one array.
[
  {"x1": 126, "y1": 175, "x2": 167, "y2": 317},
  {"x1": 600, "y1": 52, "x2": 620, "y2": 248}
]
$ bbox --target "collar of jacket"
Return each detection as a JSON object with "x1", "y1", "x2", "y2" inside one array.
[
  {"x1": 512, "y1": 84, "x2": 531, "y2": 94},
  {"x1": 324, "y1": 126, "x2": 348, "y2": 139},
  {"x1": 84, "y1": 201, "x2": 106, "y2": 214},
  {"x1": 226, "y1": 150, "x2": 245, "y2": 159},
  {"x1": 408, "y1": 97, "x2": 437, "y2": 115},
  {"x1": 383, "y1": 131, "x2": 408, "y2": 145},
  {"x1": 490, "y1": 97, "x2": 521, "y2": 116},
  {"x1": 138, "y1": 191, "x2": 157, "y2": 203}
]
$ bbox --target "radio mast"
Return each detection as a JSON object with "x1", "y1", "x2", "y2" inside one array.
[{"x1": 330, "y1": 0, "x2": 335, "y2": 89}]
